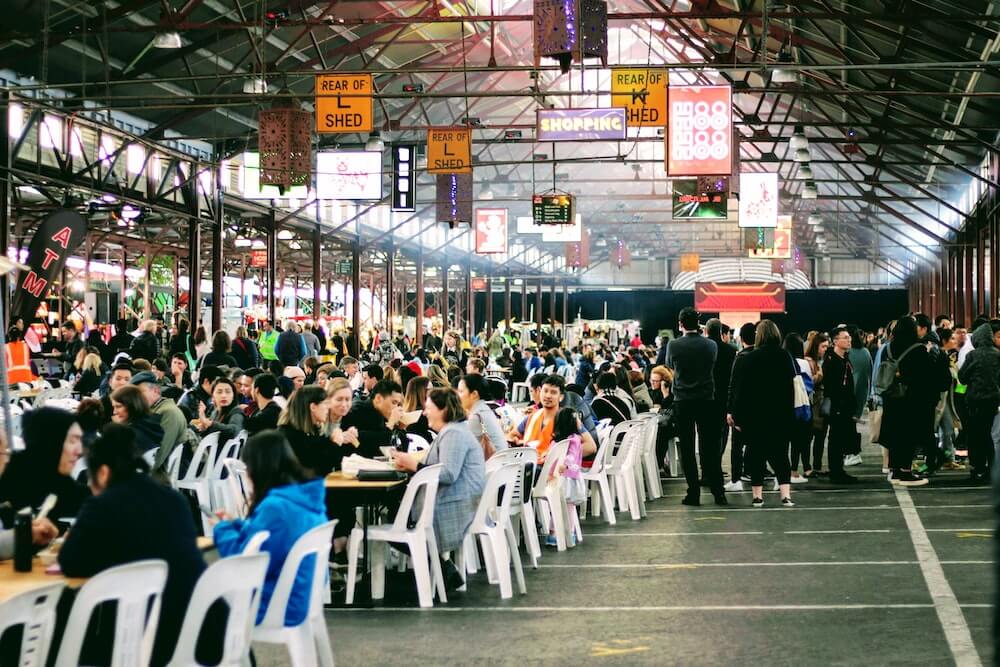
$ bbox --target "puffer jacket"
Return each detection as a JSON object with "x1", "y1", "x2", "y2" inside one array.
[{"x1": 958, "y1": 323, "x2": 1000, "y2": 404}]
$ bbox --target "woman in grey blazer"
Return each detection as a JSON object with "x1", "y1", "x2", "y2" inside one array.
[{"x1": 393, "y1": 387, "x2": 485, "y2": 590}]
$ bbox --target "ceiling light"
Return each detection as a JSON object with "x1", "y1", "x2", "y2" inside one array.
[
  {"x1": 153, "y1": 31, "x2": 182, "y2": 49},
  {"x1": 772, "y1": 53, "x2": 798, "y2": 84},
  {"x1": 277, "y1": 229, "x2": 294, "y2": 240},
  {"x1": 243, "y1": 78, "x2": 268, "y2": 95},
  {"x1": 365, "y1": 132, "x2": 384, "y2": 152},
  {"x1": 797, "y1": 165, "x2": 813, "y2": 180},
  {"x1": 251, "y1": 239, "x2": 266, "y2": 249},
  {"x1": 814, "y1": 223, "x2": 825, "y2": 233},
  {"x1": 789, "y1": 127, "x2": 809, "y2": 151},
  {"x1": 289, "y1": 241, "x2": 302, "y2": 250},
  {"x1": 234, "y1": 238, "x2": 252, "y2": 248},
  {"x1": 793, "y1": 148, "x2": 811, "y2": 163},
  {"x1": 807, "y1": 211, "x2": 822, "y2": 225},
  {"x1": 802, "y1": 182, "x2": 818, "y2": 199}
]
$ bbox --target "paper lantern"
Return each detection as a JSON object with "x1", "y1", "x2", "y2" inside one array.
[
  {"x1": 435, "y1": 173, "x2": 473, "y2": 227},
  {"x1": 534, "y1": 0, "x2": 608, "y2": 74},
  {"x1": 611, "y1": 240, "x2": 631, "y2": 269},
  {"x1": 258, "y1": 94, "x2": 312, "y2": 193},
  {"x1": 565, "y1": 230, "x2": 590, "y2": 269}
]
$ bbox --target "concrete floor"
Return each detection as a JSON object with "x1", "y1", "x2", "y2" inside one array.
[{"x1": 255, "y1": 434, "x2": 996, "y2": 666}]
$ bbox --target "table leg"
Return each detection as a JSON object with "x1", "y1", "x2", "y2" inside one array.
[{"x1": 362, "y1": 502, "x2": 372, "y2": 607}]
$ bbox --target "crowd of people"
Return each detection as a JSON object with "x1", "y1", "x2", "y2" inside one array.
[{"x1": 0, "y1": 307, "x2": 988, "y2": 663}]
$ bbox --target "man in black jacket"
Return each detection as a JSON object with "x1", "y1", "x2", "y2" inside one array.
[
  {"x1": 128, "y1": 320, "x2": 160, "y2": 362},
  {"x1": 823, "y1": 327, "x2": 859, "y2": 484},
  {"x1": 665, "y1": 307, "x2": 726, "y2": 506},
  {"x1": 725, "y1": 322, "x2": 757, "y2": 491},
  {"x1": 245, "y1": 373, "x2": 282, "y2": 435},
  {"x1": 342, "y1": 379, "x2": 404, "y2": 457},
  {"x1": 707, "y1": 319, "x2": 737, "y2": 484}
]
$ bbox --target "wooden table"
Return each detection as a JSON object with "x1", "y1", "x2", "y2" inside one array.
[
  {"x1": 0, "y1": 559, "x2": 85, "y2": 604},
  {"x1": 325, "y1": 471, "x2": 407, "y2": 607},
  {"x1": 14, "y1": 388, "x2": 42, "y2": 400}
]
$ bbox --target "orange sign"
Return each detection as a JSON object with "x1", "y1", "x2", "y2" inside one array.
[
  {"x1": 680, "y1": 253, "x2": 700, "y2": 272},
  {"x1": 427, "y1": 128, "x2": 472, "y2": 174},
  {"x1": 315, "y1": 74, "x2": 373, "y2": 134},
  {"x1": 611, "y1": 68, "x2": 667, "y2": 128}
]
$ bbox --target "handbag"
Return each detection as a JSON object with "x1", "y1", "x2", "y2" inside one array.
[
  {"x1": 869, "y1": 406, "x2": 884, "y2": 444},
  {"x1": 792, "y1": 371, "x2": 812, "y2": 423}
]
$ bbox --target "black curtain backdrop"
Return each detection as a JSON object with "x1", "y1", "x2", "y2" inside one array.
[{"x1": 469, "y1": 288, "x2": 909, "y2": 344}]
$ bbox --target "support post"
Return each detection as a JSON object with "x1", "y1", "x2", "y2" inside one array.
[
  {"x1": 415, "y1": 252, "x2": 424, "y2": 347},
  {"x1": 442, "y1": 260, "x2": 450, "y2": 332},
  {"x1": 351, "y1": 243, "x2": 361, "y2": 356},
  {"x1": 187, "y1": 221, "x2": 200, "y2": 326},
  {"x1": 266, "y1": 207, "x2": 277, "y2": 324},
  {"x1": 466, "y1": 262, "x2": 474, "y2": 341},
  {"x1": 549, "y1": 279, "x2": 556, "y2": 330},
  {"x1": 535, "y1": 279, "x2": 543, "y2": 340},
  {"x1": 312, "y1": 226, "x2": 322, "y2": 320},
  {"x1": 504, "y1": 276, "x2": 511, "y2": 329},
  {"x1": 0, "y1": 90, "x2": 8, "y2": 329},
  {"x1": 562, "y1": 283, "x2": 569, "y2": 343},
  {"x1": 485, "y1": 276, "x2": 493, "y2": 334},
  {"x1": 386, "y1": 248, "x2": 395, "y2": 333},
  {"x1": 211, "y1": 191, "x2": 223, "y2": 332}
]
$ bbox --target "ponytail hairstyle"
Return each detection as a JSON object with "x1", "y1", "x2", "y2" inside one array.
[{"x1": 88, "y1": 423, "x2": 149, "y2": 485}]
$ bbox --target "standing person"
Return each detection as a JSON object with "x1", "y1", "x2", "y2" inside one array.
[
  {"x1": 846, "y1": 327, "x2": 873, "y2": 466},
  {"x1": 275, "y1": 320, "x2": 305, "y2": 368},
  {"x1": 168, "y1": 318, "x2": 195, "y2": 367},
  {"x1": 301, "y1": 323, "x2": 321, "y2": 358},
  {"x1": 823, "y1": 327, "x2": 860, "y2": 484},
  {"x1": 958, "y1": 321, "x2": 1000, "y2": 483},
  {"x1": 724, "y1": 323, "x2": 757, "y2": 492},
  {"x1": 109, "y1": 318, "x2": 135, "y2": 360},
  {"x1": 129, "y1": 320, "x2": 160, "y2": 363},
  {"x1": 58, "y1": 424, "x2": 205, "y2": 667},
  {"x1": 666, "y1": 307, "x2": 725, "y2": 506},
  {"x1": 936, "y1": 328, "x2": 964, "y2": 470},
  {"x1": 198, "y1": 330, "x2": 238, "y2": 369},
  {"x1": 230, "y1": 326, "x2": 261, "y2": 370},
  {"x1": 707, "y1": 319, "x2": 736, "y2": 483},
  {"x1": 783, "y1": 333, "x2": 813, "y2": 483},
  {"x1": 730, "y1": 321, "x2": 796, "y2": 507},
  {"x1": 805, "y1": 332, "x2": 831, "y2": 478},
  {"x1": 331, "y1": 329, "x2": 346, "y2": 364},
  {"x1": 258, "y1": 320, "x2": 280, "y2": 363}
]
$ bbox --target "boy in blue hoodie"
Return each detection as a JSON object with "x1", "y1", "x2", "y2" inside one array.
[{"x1": 957, "y1": 322, "x2": 1000, "y2": 482}]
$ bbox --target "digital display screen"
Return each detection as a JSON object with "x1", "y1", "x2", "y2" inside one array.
[{"x1": 532, "y1": 193, "x2": 574, "y2": 225}]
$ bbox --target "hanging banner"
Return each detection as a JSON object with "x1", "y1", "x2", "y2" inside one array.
[
  {"x1": 666, "y1": 85, "x2": 732, "y2": 176},
  {"x1": 427, "y1": 128, "x2": 472, "y2": 174},
  {"x1": 475, "y1": 208, "x2": 508, "y2": 254},
  {"x1": 748, "y1": 215, "x2": 792, "y2": 258},
  {"x1": 611, "y1": 68, "x2": 667, "y2": 128},
  {"x1": 566, "y1": 230, "x2": 590, "y2": 269},
  {"x1": 391, "y1": 144, "x2": 417, "y2": 212},
  {"x1": 12, "y1": 209, "x2": 87, "y2": 323},
  {"x1": 315, "y1": 73, "x2": 374, "y2": 134},
  {"x1": 694, "y1": 282, "x2": 786, "y2": 313},
  {"x1": 249, "y1": 250, "x2": 268, "y2": 268},
  {"x1": 680, "y1": 253, "x2": 700, "y2": 272},
  {"x1": 435, "y1": 173, "x2": 473, "y2": 225},
  {"x1": 536, "y1": 108, "x2": 627, "y2": 141},
  {"x1": 738, "y1": 172, "x2": 779, "y2": 228}
]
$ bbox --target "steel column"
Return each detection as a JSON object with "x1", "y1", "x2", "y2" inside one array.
[
  {"x1": 485, "y1": 277, "x2": 493, "y2": 334},
  {"x1": 187, "y1": 224, "x2": 200, "y2": 327},
  {"x1": 466, "y1": 263, "x2": 474, "y2": 341},
  {"x1": 386, "y1": 248, "x2": 395, "y2": 331},
  {"x1": 351, "y1": 243, "x2": 361, "y2": 356},
  {"x1": 520, "y1": 280, "x2": 527, "y2": 325},
  {"x1": 211, "y1": 191, "x2": 223, "y2": 332},
  {"x1": 266, "y1": 208, "x2": 277, "y2": 324},
  {"x1": 415, "y1": 252, "x2": 424, "y2": 345},
  {"x1": 442, "y1": 261, "x2": 450, "y2": 332},
  {"x1": 504, "y1": 278, "x2": 511, "y2": 329},
  {"x1": 549, "y1": 280, "x2": 556, "y2": 330},
  {"x1": 0, "y1": 90, "x2": 8, "y2": 328},
  {"x1": 562, "y1": 284, "x2": 568, "y2": 343},
  {"x1": 313, "y1": 226, "x2": 322, "y2": 319},
  {"x1": 535, "y1": 279, "x2": 543, "y2": 340}
]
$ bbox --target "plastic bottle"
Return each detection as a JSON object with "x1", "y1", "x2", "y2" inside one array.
[{"x1": 13, "y1": 507, "x2": 33, "y2": 572}]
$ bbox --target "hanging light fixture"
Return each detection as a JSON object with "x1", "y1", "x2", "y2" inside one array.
[
  {"x1": 772, "y1": 52, "x2": 798, "y2": 84},
  {"x1": 243, "y1": 78, "x2": 268, "y2": 94},
  {"x1": 797, "y1": 164, "x2": 813, "y2": 180},
  {"x1": 789, "y1": 125, "x2": 809, "y2": 150},
  {"x1": 258, "y1": 88, "x2": 312, "y2": 194},
  {"x1": 153, "y1": 31, "x2": 182, "y2": 49},
  {"x1": 793, "y1": 147, "x2": 811, "y2": 163},
  {"x1": 802, "y1": 181, "x2": 818, "y2": 199},
  {"x1": 807, "y1": 211, "x2": 823, "y2": 225},
  {"x1": 365, "y1": 132, "x2": 384, "y2": 152}
]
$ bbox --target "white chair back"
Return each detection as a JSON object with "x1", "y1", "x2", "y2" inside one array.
[
  {"x1": 213, "y1": 438, "x2": 241, "y2": 479},
  {"x1": 587, "y1": 426, "x2": 617, "y2": 475},
  {"x1": 166, "y1": 446, "x2": 183, "y2": 484},
  {"x1": 167, "y1": 553, "x2": 269, "y2": 667},
  {"x1": 388, "y1": 464, "x2": 442, "y2": 532},
  {"x1": 142, "y1": 447, "x2": 159, "y2": 469},
  {"x1": 55, "y1": 560, "x2": 169, "y2": 667},
  {"x1": 530, "y1": 439, "x2": 571, "y2": 499},
  {"x1": 242, "y1": 530, "x2": 271, "y2": 555},
  {"x1": 0, "y1": 582, "x2": 64, "y2": 667},
  {"x1": 471, "y1": 463, "x2": 520, "y2": 532},
  {"x1": 258, "y1": 521, "x2": 338, "y2": 631},
  {"x1": 181, "y1": 431, "x2": 221, "y2": 482},
  {"x1": 406, "y1": 433, "x2": 431, "y2": 453},
  {"x1": 223, "y1": 458, "x2": 252, "y2": 518}
]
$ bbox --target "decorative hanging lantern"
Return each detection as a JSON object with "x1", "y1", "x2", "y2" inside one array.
[
  {"x1": 258, "y1": 90, "x2": 312, "y2": 193},
  {"x1": 611, "y1": 240, "x2": 631, "y2": 269},
  {"x1": 534, "y1": 0, "x2": 608, "y2": 74},
  {"x1": 565, "y1": 230, "x2": 590, "y2": 269},
  {"x1": 435, "y1": 173, "x2": 473, "y2": 227}
]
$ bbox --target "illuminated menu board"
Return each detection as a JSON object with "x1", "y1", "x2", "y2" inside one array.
[{"x1": 532, "y1": 193, "x2": 574, "y2": 225}]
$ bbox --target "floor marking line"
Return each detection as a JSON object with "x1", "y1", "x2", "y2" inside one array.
[
  {"x1": 581, "y1": 529, "x2": 993, "y2": 537},
  {"x1": 645, "y1": 504, "x2": 990, "y2": 513},
  {"x1": 660, "y1": 487, "x2": 993, "y2": 496},
  {"x1": 534, "y1": 561, "x2": 919, "y2": 568},
  {"x1": 328, "y1": 603, "x2": 942, "y2": 613},
  {"x1": 894, "y1": 486, "x2": 981, "y2": 667},
  {"x1": 582, "y1": 531, "x2": 766, "y2": 537}
]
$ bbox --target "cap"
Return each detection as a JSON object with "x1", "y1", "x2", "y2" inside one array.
[
  {"x1": 130, "y1": 371, "x2": 158, "y2": 386},
  {"x1": 406, "y1": 360, "x2": 423, "y2": 376}
]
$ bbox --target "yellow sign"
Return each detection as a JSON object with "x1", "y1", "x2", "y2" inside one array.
[
  {"x1": 611, "y1": 68, "x2": 667, "y2": 128},
  {"x1": 427, "y1": 128, "x2": 472, "y2": 174},
  {"x1": 315, "y1": 74, "x2": 373, "y2": 134},
  {"x1": 680, "y1": 253, "x2": 700, "y2": 273}
]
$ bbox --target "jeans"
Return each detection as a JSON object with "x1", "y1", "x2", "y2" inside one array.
[
  {"x1": 939, "y1": 400, "x2": 956, "y2": 460},
  {"x1": 674, "y1": 399, "x2": 724, "y2": 496}
]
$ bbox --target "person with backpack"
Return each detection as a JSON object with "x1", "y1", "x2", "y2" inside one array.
[
  {"x1": 957, "y1": 321, "x2": 1000, "y2": 483},
  {"x1": 877, "y1": 316, "x2": 939, "y2": 486}
]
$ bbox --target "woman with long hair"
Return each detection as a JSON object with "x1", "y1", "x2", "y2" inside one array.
[
  {"x1": 193, "y1": 325, "x2": 209, "y2": 360},
  {"x1": 730, "y1": 320, "x2": 796, "y2": 507},
  {"x1": 403, "y1": 375, "x2": 435, "y2": 442},
  {"x1": 110, "y1": 385, "x2": 165, "y2": 453},
  {"x1": 425, "y1": 362, "x2": 450, "y2": 389},
  {"x1": 192, "y1": 377, "x2": 245, "y2": 442},
  {"x1": 198, "y1": 330, "x2": 238, "y2": 369},
  {"x1": 457, "y1": 373, "x2": 507, "y2": 459},
  {"x1": 325, "y1": 377, "x2": 360, "y2": 448},
  {"x1": 783, "y1": 332, "x2": 812, "y2": 483},
  {"x1": 74, "y1": 352, "x2": 104, "y2": 396},
  {"x1": 804, "y1": 332, "x2": 831, "y2": 477},
  {"x1": 278, "y1": 385, "x2": 355, "y2": 477},
  {"x1": 213, "y1": 430, "x2": 326, "y2": 626}
]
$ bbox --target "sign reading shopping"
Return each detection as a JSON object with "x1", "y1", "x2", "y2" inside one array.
[
  {"x1": 532, "y1": 193, "x2": 575, "y2": 225},
  {"x1": 666, "y1": 85, "x2": 732, "y2": 176},
  {"x1": 536, "y1": 108, "x2": 626, "y2": 141},
  {"x1": 611, "y1": 69, "x2": 667, "y2": 128},
  {"x1": 315, "y1": 74, "x2": 373, "y2": 133},
  {"x1": 427, "y1": 128, "x2": 472, "y2": 174}
]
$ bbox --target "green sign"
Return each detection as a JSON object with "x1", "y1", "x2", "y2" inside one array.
[{"x1": 532, "y1": 193, "x2": 574, "y2": 225}]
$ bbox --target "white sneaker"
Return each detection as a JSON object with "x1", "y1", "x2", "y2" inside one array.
[
  {"x1": 881, "y1": 467, "x2": 890, "y2": 474},
  {"x1": 773, "y1": 479, "x2": 780, "y2": 491},
  {"x1": 724, "y1": 480, "x2": 743, "y2": 492},
  {"x1": 790, "y1": 475, "x2": 809, "y2": 484},
  {"x1": 844, "y1": 454, "x2": 862, "y2": 466}
]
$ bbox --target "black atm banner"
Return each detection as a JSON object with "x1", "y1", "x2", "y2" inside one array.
[{"x1": 12, "y1": 209, "x2": 87, "y2": 322}]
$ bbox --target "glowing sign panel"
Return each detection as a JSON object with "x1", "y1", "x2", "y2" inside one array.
[{"x1": 666, "y1": 85, "x2": 732, "y2": 176}]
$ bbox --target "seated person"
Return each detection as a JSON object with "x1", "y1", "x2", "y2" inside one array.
[
  {"x1": 164, "y1": 353, "x2": 193, "y2": 402},
  {"x1": 278, "y1": 386, "x2": 357, "y2": 478},
  {"x1": 0, "y1": 407, "x2": 89, "y2": 523},
  {"x1": 213, "y1": 430, "x2": 326, "y2": 625},
  {"x1": 133, "y1": 371, "x2": 188, "y2": 473},
  {"x1": 341, "y1": 379, "x2": 404, "y2": 457},
  {"x1": 245, "y1": 373, "x2": 282, "y2": 436},
  {"x1": 99, "y1": 362, "x2": 134, "y2": 425},
  {"x1": 110, "y1": 385, "x2": 165, "y2": 453},
  {"x1": 402, "y1": 376, "x2": 435, "y2": 444},
  {"x1": 0, "y1": 430, "x2": 58, "y2": 558},
  {"x1": 457, "y1": 374, "x2": 507, "y2": 457},
  {"x1": 353, "y1": 364, "x2": 383, "y2": 406},
  {"x1": 58, "y1": 425, "x2": 206, "y2": 666},
  {"x1": 590, "y1": 371, "x2": 632, "y2": 426},
  {"x1": 178, "y1": 365, "x2": 222, "y2": 421},
  {"x1": 191, "y1": 377, "x2": 245, "y2": 442},
  {"x1": 509, "y1": 374, "x2": 597, "y2": 463}
]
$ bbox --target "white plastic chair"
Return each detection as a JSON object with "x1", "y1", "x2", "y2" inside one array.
[
  {"x1": 486, "y1": 447, "x2": 541, "y2": 568},
  {"x1": 636, "y1": 414, "x2": 664, "y2": 499},
  {"x1": 530, "y1": 439, "x2": 573, "y2": 552},
  {"x1": 462, "y1": 463, "x2": 526, "y2": 599},
  {"x1": 174, "y1": 432, "x2": 221, "y2": 533},
  {"x1": 210, "y1": 437, "x2": 241, "y2": 510},
  {"x1": 222, "y1": 458, "x2": 252, "y2": 519},
  {"x1": 167, "y1": 553, "x2": 269, "y2": 667},
  {"x1": 345, "y1": 464, "x2": 445, "y2": 608},
  {"x1": 242, "y1": 530, "x2": 271, "y2": 555},
  {"x1": 0, "y1": 582, "x2": 64, "y2": 667},
  {"x1": 55, "y1": 559, "x2": 169, "y2": 667},
  {"x1": 580, "y1": 422, "x2": 620, "y2": 525},
  {"x1": 607, "y1": 422, "x2": 645, "y2": 521},
  {"x1": 252, "y1": 521, "x2": 337, "y2": 667},
  {"x1": 142, "y1": 447, "x2": 159, "y2": 469}
]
